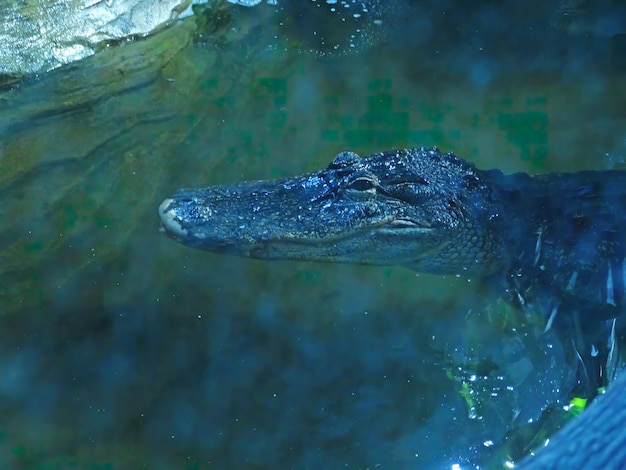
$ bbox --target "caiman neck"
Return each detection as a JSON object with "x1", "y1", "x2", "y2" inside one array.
[
  {"x1": 403, "y1": 168, "x2": 532, "y2": 277},
  {"x1": 471, "y1": 169, "x2": 536, "y2": 276}
]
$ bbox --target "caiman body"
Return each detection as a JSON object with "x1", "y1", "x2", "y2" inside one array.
[
  {"x1": 160, "y1": 147, "x2": 626, "y2": 322},
  {"x1": 159, "y1": 147, "x2": 626, "y2": 468}
]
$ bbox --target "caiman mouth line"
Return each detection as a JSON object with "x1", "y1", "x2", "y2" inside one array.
[{"x1": 159, "y1": 197, "x2": 434, "y2": 248}]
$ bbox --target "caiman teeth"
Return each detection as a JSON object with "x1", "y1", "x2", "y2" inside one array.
[{"x1": 389, "y1": 219, "x2": 426, "y2": 228}]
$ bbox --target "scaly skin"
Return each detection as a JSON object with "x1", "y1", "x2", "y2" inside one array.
[{"x1": 160, "y1": 147, "x2": 626, "y2": 321}]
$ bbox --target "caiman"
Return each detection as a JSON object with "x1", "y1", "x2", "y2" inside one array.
[{"x1": 158, "y1": 147, "x2": 626, "y2": 468}]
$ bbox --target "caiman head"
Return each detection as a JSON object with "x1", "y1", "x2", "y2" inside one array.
[{"x1": 159, "y1": 147, "x2": 512, "y2": 276}]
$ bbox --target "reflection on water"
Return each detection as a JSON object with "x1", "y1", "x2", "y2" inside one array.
[{"x1": 1, "y1": 1, "x2": 626, "y2": 468}]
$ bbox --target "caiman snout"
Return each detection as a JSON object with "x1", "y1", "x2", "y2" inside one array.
[{"x1": 158, "y1": 198, "x2": 189, "y2": 238}]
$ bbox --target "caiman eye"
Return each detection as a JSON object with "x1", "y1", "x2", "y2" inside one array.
[{"x1": 346, "y1": 176, "x2": 377, "y2": 191}]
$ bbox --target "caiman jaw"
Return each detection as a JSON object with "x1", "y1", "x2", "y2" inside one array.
[{"x1": 159, "y1": 192, "x2": 434, "y2": 263}]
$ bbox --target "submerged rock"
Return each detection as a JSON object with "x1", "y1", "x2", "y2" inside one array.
[
  {"x1": 0, "y1": 0, "x2": 203, "y2": 81},
  {"x1": 0, "y1": 3, "x2": 251, "y2": 314}
]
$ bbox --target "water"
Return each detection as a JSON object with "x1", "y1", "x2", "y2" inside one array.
[{"x1": 1, "y1": 2, "x2": 625, "y2": 468}]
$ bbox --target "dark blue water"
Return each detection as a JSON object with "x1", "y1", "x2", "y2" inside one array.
[{"x1": 1, "y1": 2, "x2": 626, "y2": 468}]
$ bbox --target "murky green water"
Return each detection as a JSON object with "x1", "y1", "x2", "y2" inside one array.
[{"x1": 1, "y1": 2, "x2": 625, "y2": 468}]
